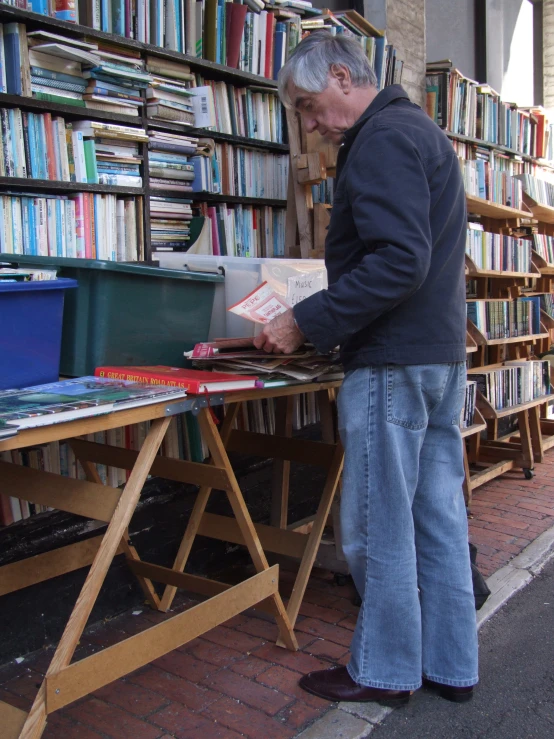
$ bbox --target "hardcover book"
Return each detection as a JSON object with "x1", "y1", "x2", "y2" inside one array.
[{"x1": 94, "y1": 365, "x2": 260, "y2": 393}]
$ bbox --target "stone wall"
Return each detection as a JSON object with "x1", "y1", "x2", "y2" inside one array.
[{"x1": 364, "y1": 0, "x2": 426, "y2": 108}]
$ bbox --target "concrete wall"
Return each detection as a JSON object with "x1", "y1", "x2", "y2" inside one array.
[
  {"x1": 426, "y1": 0, "x2": 475, "y2": 79},
  {"x1": 545, "y1": 0, "x2": 554, "y2": 110},
  {"x1": 486, "y1": 0, "x2": 534, "y2": 106}
]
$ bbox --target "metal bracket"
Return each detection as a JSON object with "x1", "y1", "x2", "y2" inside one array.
[{"x1": 164, "y1": 394, "x2": 226, "y2": 418}]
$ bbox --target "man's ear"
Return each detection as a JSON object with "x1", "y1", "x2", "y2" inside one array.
[{"x1": 330, "y1": 64, "x2": 352, "y2": 93}]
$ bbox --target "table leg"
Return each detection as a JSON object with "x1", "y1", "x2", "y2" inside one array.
[
  {"x1": 18, "y1": 417, "x2": 171, "y2": 739},
  {"x1": 197, "y1": 408, "x2": 298, "y2": 651},
  {"x1": 159, "y1": 404, "x2": 241, "y2": 613},
  {"x1": 70, "y1": 443, "x2": 160, "y2": 610}
]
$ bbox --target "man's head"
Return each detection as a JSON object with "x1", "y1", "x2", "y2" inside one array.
[{"x1": 278, "y1": 31, "x2": 379, "y2": 144}]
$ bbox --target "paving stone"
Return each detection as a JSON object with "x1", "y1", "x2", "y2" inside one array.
[
  {"x1": 339, "y1": 700, "x2": 393, "y2": 724},
  {"x1": 294, "y1": 708, "x2": 373, "y2": 738}
]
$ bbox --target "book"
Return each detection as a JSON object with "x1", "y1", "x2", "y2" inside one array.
[
  {"x1": 0, "y1": 377, "x2": 188, "y2": 432},
  {"x1": 94, "y1": 364, "x2": 261, "y2": 393}
]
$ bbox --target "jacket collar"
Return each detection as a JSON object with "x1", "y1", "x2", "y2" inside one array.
[{"x1": 343, "y1": 84, "x2": 410, "y2": 143}]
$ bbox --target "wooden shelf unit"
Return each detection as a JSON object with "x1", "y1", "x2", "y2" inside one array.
[{"x1": 0, "y1": 7, "x2": 289, "y2": 261}]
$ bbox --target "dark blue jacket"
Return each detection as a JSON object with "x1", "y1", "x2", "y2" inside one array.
[{"x1": 293, "y1": 85, "x2": 467, "y2": 371}]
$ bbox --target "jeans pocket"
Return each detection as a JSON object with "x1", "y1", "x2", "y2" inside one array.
[
  {"x1": 386, "y1": 365, "x2": 429, "y2": 430},
  {"x1": 451, "y1": 362, "x2": 467, "y2": 425}
]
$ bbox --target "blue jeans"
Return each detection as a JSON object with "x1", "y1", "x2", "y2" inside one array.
[{"x1": 338, "y1": 363, "x2": 478, "y2": 690}]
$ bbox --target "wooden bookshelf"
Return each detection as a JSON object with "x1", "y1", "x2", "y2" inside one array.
[
  {"x1": 0, "y1": 177, "x2": 144, "y2": 195},
  {"x1": 0, "y1": 6, "x2": 280, "y2": 89},
  {"x1": 447, "y1": 131, "x2": 543, "y2": 165},
  {"x1": 0, "y1": 93, "x2": 144, "y2": 125},
  {"x1": 147, "y1": 119, "x2": 289, "y2": 153},
  {"x1": 0, "y1": 8, "x2": 292, "y2": 261},
  {"x1": 465, "y1": 254, "x2": 540, "y2": 279},
  {"x1": 465, "y1": 194, "x2": 534, "y2": 220}
]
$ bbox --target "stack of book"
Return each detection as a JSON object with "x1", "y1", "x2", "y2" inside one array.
[
  {"x1": 80, "y1": 40, "x2": 151, "y2": 116},
  {"x1": 149, "y1": 195, "x2": 193, "y2": 251},
  {"x1": 185, "y1": 337, "x2": 343, "y2": 386},
  {"x1": 466, "y1": 222, "x2": 532, "y2": 273},
  {"x1": 27, "y1": 30, "x2": 92, "y2": 106},
  {"x1": 0, "y1": 192, "x2": 141, "y2": 260},
  {"x1": 148, "y1": 129, "x2": 199, "y2": 193},
  {"x1": 71, "y1": 120, "x2": 148, "y2": 186}
]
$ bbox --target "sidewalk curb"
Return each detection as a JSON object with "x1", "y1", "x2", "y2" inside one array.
[{"x1": 293, "y1": 524, "x2": 554, "y2": 738}]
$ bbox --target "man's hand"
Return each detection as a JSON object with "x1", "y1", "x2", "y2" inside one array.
[{"x1": 253, "y1": 310, "x2": 305, "y2": 354}]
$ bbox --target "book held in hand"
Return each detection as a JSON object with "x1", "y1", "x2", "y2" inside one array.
[{"x1": 94, "y1": 365, "x2": 261, "y2": 393}]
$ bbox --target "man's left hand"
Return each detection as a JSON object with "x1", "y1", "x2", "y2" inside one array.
[{"x1": 253, "y1": 310, "x2": 305, "y2": 354}]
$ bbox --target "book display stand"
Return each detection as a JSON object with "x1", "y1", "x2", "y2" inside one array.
[
  {"x1": 464, "y1": 198, "x2": 554, "y2": 503},
  {"x1": 0, "y1": 380, "x2": 343, "y2": 739}
]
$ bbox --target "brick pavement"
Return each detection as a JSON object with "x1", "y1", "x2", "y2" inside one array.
[{"x1": 2, "y1": 451, "x2": 554, "y2": 739}]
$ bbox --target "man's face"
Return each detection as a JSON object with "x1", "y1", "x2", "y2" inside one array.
[{"x1": 290, "y1": 74, "x2": 354, "y2": 144}]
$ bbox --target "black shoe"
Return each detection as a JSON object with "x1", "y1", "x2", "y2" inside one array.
[
  {"x1": 423, "y1": 677, "x2": 474, "y2": 703},
  {"x1": 299, "y1": 666, "x2": 411, "y2": 706}
]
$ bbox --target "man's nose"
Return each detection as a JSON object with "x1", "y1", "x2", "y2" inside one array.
[{"x1": 302, "y1": 116, "x2": 318, "y2": 133}]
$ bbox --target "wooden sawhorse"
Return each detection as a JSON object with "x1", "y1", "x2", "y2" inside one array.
[
  {"x1": 157, "y1": 381, "x2": 345, "y2": 646},
  {"x1": 0, "y1": 392, "x2": 301, "y2": 739}
]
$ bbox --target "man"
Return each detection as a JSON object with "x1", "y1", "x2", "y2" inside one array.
[{"x1": 254, "y1": 31, "x2": 478, "y2": 706}]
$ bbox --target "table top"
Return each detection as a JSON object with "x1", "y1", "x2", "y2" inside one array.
[{"x1": 0, "y1": 380, "x2": 342, "y2": 453}]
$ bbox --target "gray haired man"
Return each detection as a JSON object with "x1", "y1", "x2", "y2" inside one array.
[{"x1": 254, "y1": 31, "x2": 478, "y2": 706}]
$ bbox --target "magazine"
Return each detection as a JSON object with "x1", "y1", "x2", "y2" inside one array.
[{"x1": 0, "y1": 377, "x2": 188, "y2": 432}]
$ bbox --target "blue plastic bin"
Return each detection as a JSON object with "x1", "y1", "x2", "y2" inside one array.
[{"x1": 0, "y1": 278, "x2": 78, "y2": 390}]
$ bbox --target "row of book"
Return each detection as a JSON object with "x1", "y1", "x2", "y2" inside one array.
[
  {"x1": 459, "y1": 158, "x2": 523, "y2": 209},
  {"x1": 311, "y1": 177, "x2": 334, "y2": 206},
  {"x1": 0, "y1": 23, "x2": 153, "y2": 116},
  {"x1": 471, "y1": 360, "x2": 551, "y2": 411},
  {"x1": 518, "y1": 174, "x2": 554, "y2": 208},
  {"x1": 467, "y1": 297, "x2": 542, "y2": 340},
  {"x1": 0, "y1": 193, "x2": 142, "y2": 260},
  {"x1": 0, "y1": 23, "x2": 287, "y2": 144},
  {"x1": 194, "y1": 201, "x2": 286, "y2": 256},
  {"x1": 542, "y1": 293, "x2": 554, "y2": 319},
  {"x1": 189, "y1": 142, "x2": 288, "y2": 198},
  {"x1": 466, "y1": 223, "x2": 532, "y2": 274},
  {"x1": 426, "y1": 61, "x2": 550, "y2": 160},
  {"x1": 460, "y1": 380, "x2": 477, "y2": 430},
  {"x1": 193, "y1": 76, "x2": 284, "y2": 142},
  {"x1": 0, "y1": 108, "x2": 144, "y2": 186},
  {"x1": 533, "y1": 234, "x2": 554, "y2": 266}
]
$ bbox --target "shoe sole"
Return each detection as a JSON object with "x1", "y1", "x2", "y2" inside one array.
[
  {"x1": 423, "y1": 679, "x2": 474, "y2": 703},
  {"x1": 299, "y1": 681, "x2": 411, "y2": 707}
]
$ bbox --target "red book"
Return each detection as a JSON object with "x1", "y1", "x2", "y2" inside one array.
[
  {"x1": 226, "y1": 3, "x2": 248, "y2": 69},
  {"x1": 265, "y1": 12, "x2": 275, "y2": 80},
  {"x1": 43, "y1": 113, "x2": 56, "y2": 181},
  {"x1": 94, "y1": 365, "x2": 261, "y2": 394}
]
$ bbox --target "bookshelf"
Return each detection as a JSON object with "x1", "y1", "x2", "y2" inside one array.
[
  {"x1": 424, "y1": 62, "x2": 554, "y2": 501},
  {"x1": 0, "y1": 5, "x2": 296, "y2": 261}
]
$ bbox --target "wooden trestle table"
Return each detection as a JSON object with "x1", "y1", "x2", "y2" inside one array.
[{"x1": 0, "y1": 380, "x2": 344, "y2": 739}]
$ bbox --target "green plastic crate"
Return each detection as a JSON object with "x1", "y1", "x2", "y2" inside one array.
[{"x1": 0, "y1": 255, "x2": 224, "y2": 376}]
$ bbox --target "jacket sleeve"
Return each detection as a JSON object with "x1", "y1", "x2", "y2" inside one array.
[{"x1": 293, "y1": 126, "x2": 432, "y2": 354}]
